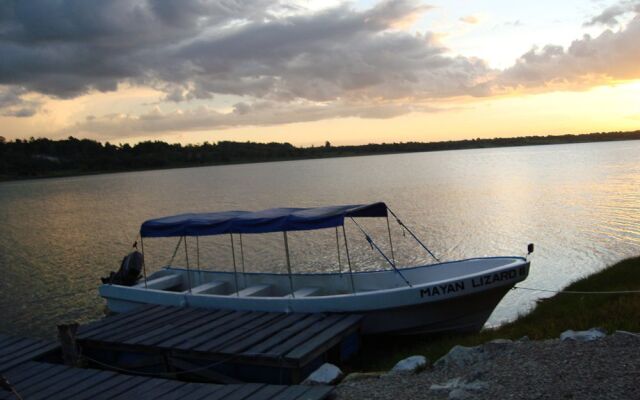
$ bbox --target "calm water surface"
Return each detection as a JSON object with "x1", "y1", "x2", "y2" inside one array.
[{"x1": 1, "y1": 141, "x2": 639, "y2": 338}]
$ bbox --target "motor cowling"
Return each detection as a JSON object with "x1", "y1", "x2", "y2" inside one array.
[{"x1": 101, "y1": 251, "x2": 144, "y2": 286}]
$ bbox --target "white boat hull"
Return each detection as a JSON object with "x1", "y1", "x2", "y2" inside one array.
[{"x1": 100, "y1": 257, "x2": 530, "y2": 335}]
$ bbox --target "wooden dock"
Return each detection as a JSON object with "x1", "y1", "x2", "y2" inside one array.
[
  {"x1": 0, "y1": 333, "x2": 333, "y2": 400},
  {"x1": 76, "y1": 305, "x2": 363, "y2": 384}
]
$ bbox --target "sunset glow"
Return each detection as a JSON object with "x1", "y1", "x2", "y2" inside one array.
[{"x1": 1, "y1": 0, "x2": 639, "y2": 145}]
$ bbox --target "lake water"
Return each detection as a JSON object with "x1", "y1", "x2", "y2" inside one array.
[{"x1": 1, "y1": 141, "x2": 639, "y2": 339}]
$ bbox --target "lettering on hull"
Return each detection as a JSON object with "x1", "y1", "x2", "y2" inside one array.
[{"x1": 419, "y1": 267, "x2": 521, "y2": 299}]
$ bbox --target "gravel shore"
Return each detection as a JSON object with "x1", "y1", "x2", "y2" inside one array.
[{"x1": 336, "y1": 332, "x2": 640, "y2": 400}]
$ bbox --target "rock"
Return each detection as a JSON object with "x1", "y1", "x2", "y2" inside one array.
[
  {"x1": 560, "y1": 328, "x2": 606, "y2": 342},
  {"x1": 302, "y1": 363, "x2": 343, "y2": 385},
  {"x1": 434, "y1": 345, "x2": 486, "y2": 369},
  {"x1": 430, "y1": 377, "x2": 489, "y2": 394},
  {"x1": 518, "y1": 335, "x2": 530, "y2": 342},
  {"x1": 341, "y1": 372, "x2": 381, "y2": 383},
  {"x1": 489, "y1": 338, "x2": 512, "y2": 344},
  {"x1": 449, "y1": 388, "x2": 472, "y2": 400},
  {"x1": 389, "y1": 355, "x2": 428, "y2": 374}
]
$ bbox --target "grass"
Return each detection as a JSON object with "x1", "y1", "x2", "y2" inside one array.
[{"x1": 347, "y1": 255, "x2": 640, "y2": 372}]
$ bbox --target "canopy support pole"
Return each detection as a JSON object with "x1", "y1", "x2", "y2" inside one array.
[
  {"x1": 140, "y1": 237, "x2": 147, "y2": 288},
  {"x1": 183, "y1": 236, "x2": 192, "y2": 292},
  {"x1": 342, "y1": 225, "x2": 356, "y2": 293},
  {"x1": 283, "y1": 231, "x2": 295, "y2": 297},
  {"x1": 239, "y1": 233, "x2": 247, "y2": 287},
  {"x1": 335, "y1": 227, "x2": 342, "y2": 275},
  {"x1": 230, "y1": 234, "x2": 240, "y2": 295},
  {"x1": 387, "y1": 207, "x2": 440, "y2": 262},
  {"x1": 168, "y1": 236, "x2": 182, "y2": 267},
  {"x1": 350, "y1": 217, "x2": 412, "y2": 287},
  {"x1": 386, "y1": 215, "x2": 396, "y2": 265},
  {"x1": 196, "y1": 236, "x2": 200, "y2": 272}
]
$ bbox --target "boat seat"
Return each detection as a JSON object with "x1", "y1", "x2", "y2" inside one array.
[
  {"x1": 135, "y1": 274, "x2": 182, "y2": 290},
  {"x1": 187, "y1": 281, "x2": 228, "y2": 295},
  {"x1": 285, "y1": 287, "x2": 321, "y2": 298},
  {"x1": 236, "y1": 284, "x2": 271, "y2": 297}
]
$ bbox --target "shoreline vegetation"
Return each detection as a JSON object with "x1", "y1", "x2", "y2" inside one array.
[
  {"x1": 349, "y1": 255, "x2": 640, "y2": 372},
  {"x1": 1, "y1": 129, "x2": 639, "y2": 181}
]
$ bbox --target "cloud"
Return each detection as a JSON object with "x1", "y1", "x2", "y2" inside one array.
[
  {"x1": 67, "y1": 99, "x2": 440, "y2": 139},
  {"x1": 0, "y1": 86, "x2": 41, "y2": 117},
  {"x1": 584, "y1": 0, "x2": 640, "y2": 27},
  {"x1": 460, "y1": 15, "x2": 480, "y2": 25},
  {"x1": 497, "y1": 12, "x2": 640, "y2": 90}
]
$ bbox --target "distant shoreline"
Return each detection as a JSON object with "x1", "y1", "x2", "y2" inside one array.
[{"x1": 1, "y1": 130, "x2": 639, "y2": 182}]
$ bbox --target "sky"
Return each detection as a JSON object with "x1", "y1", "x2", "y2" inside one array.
[{"x1": 0, "y1": 0, "x2": 639, "y2": 146}]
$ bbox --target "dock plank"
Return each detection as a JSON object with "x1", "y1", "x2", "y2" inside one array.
[
  {"x1": 68, "y1": 374, "x2": 141, "y2": 400},
  {"x1": 90, "y1": 306, "x2": 188, "y2": 342},
  {"x1": 177, "y1": 311, "x2": 268, "y2": 351},
  {"x1": 123, "y1": 307, "x2": 213, "y2": 345},
  {"x1": 223, "y1": 383, "x2": 266, "y2": 400},
  {"x1": 244, "y1": 314, "x2": 326, "y2": 356},
  {"x1": 47, "y1": 370, "x2": 121, "y2": 400},
  {"x1": 296, "y1": 385, "x2": 334, "y2": 400},
  {"x1": 144, "y1": 309, "x2": 233, "y2": 347},
  {"x1": 195, "y1": 312, "x2": 285, "y2": 353},
  {"x1": 77, "y1": 304, "x2": 161, "y2": 337},
  {"x1": 157, "y1": 311, "x2": 251, "y2": 349},
  {"x1": 28, "y1": 368, "x2": 103, "y2": 400},
  {"x1": 265, "y1": 315, "x2": 345, "y2": 358},
  {"x1": 285, "y1": 314, "x2": 362, "y2": 364},
  {"x1": 222, "y1": 313, "x2": 309, "y2": 354}
]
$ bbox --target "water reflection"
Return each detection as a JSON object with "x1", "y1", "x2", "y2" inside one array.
[{"x1": 0, "y1": 140, "x2": 638, "y2": 337}]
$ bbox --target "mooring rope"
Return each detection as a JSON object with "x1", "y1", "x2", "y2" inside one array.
[{"x1": 514, "y1": 285, "x2": 640, "y2": 294}]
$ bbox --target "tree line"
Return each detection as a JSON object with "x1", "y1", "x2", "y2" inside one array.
[{"x1": 0, "y1": 130, "x2": 639, "y2": 180}]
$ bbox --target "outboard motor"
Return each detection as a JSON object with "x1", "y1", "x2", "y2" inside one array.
[{"x1": 101, "y1": 251, "x2": 144, "y2": 286}]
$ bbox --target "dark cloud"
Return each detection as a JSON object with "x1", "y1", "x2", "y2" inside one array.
[
  {"x1": 0, "y1": 0, "x2": 488, "y2": 104},
  {"x1": 0, "y1": 86, "x2": 41, "y2": 117}
]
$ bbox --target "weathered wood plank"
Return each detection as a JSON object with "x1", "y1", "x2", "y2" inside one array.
[
  {"x1": 153, "y1": 382, "x2": 217, "y2": 400},
  {"x1": 144, "y1": 309, "x2": 233, "y2": 347},
  {"x1": 0, "y1": 340, "x2": 54, "y2": 364},
  {"x1": 157, "y1": 311, "x2": 250, "y2": 349},
  {"x1": 285, "y1": 314, "x2": 362, "y2": 364},
  {"x1": 0, "y1": 338, "x2": 41, "y2": 359},
  {"x1": 249, "y1": 384, "x2": 289, "y2": 400},
  {"x1": 244, "y1": 314, "x2": 326, "y2": 356},
  {"x1": 295, "y1": 385, "x2": 333, "y2": 400},
  {"x1": 222, "y1": 313, "x2": 309, "y2": 354},
  {"x1": 17, "y1": 365, "x2": 84, "y2": 398},
  {"x1": 178, "y1": 384, "x2": 235, "y2": 400},
  {"x1": 0, "y1": 335, "x2": 25, "y2": 350},
  {"x1": 195, "y1": 312, "x2": 285, "y2": 353},
  {"x1": 221, "y1": 383, "x2": 265, "y2": 400},
  {"x1": 1, "y1": 361, "x2": 51, "y2": 384},
  {"x1": 122, "y1": 307, "x2": 212, "y2": 345},
  {"x1": 265, "y1": 315, "x2": 344, "y2": 358},
  {"x1": 111, "y1": 377, "x2": 173, "y2": 400},
  {"x1": 67, "y1": 374, "x2": 139, "y2": 400},
  {"x1": 176, "y1": 312, "x2": 268, "y2": 352},
  {"x1": 81, "y1": 305, "x2": 177, "y2": 340},
  {"x1": 28, "y1": 368, "x2": 103, "y2": 400},
  {"x1": 46, "y1": 370, "x2": 120, "y2": 400},
  {"x1": 271, "y1": 385, "x2": 310, "y2": 400},
  {"x1": 85, "y1": 375, "x2": 152, "y2": 400},
  {"x1": 89, "y1": 306, "x2": 188, "y2": 342},
  {"x1": 77, "y1": 304, "x2": 160, "y2": 337},
  {"x1": 134, "y1": 379, "x2": 186, "y2": 398},
  {"x1": 0, "y1": 342, "x2": 59, "y2": 373}
]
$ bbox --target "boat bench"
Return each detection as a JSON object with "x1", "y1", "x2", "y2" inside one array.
[
  {"x1": 287, "y1": 287, "x2": 321, "y2": 298},
  {"x1": 187, "y1": 280, "x2": 228, "y2": 295},
  {"x1": 236, "y1": 284, "x2": 271, "y2": 297},
  {"x1": 135, "y1": 274, "x2": 182, "y2": 290}
]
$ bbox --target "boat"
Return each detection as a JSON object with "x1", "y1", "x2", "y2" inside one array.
[{"x1": 99, "y1": 202, "x2": 532, "y2": 335}]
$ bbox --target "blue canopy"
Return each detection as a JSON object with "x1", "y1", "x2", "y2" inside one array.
[{"x1": 140, "y1": 202, "x2": 388, "y2": 238}]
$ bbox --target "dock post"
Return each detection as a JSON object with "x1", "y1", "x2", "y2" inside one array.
[{"x1": 57, "y1": 323, "x2": 82, "y2": 368}]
